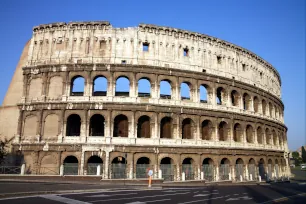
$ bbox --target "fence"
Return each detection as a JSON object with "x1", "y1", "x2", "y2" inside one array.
[
  {"x1": 259, "y1": 164, "x2": 266, "y2": 180},
  {"x1": 235, "y1": 164, "x2": 244, "y2": 181},
  {"x1": 275, "y1": 164, "x2": 279, "y2": 178},
  {"x1": 182, "y1": 164, "x2": 195, "y2": 180},
  {"x1": 136, "y1": 164, "x2": 152, "y2": 178},
  {"x1": 87, "y1": 163, "x2": 103, "y2": 175},
  {"x1": 202, "y1": 164, "x2": 214, "y2": 181},
  {"x1": 111, "y1": 164, "x2": 127, "y2": 179},
  {"x1": 0, "y1": 166, "x2": 21, "y2": 174},
  {"x1": 268, "y1": 164, "x2": 272, "y2": 179},
  {"x1": 219, "y1": 164, "x2": 230, "y2": 180},
  {"x1": 37, "y1": 166, "x2": 59, "y2": 175},
  {"x1": 63, "y1": 164, "x2": 78, "y2": 175},
  {"x1": 248, "y1": 164, "x2": 256, "y2": 180},
  {"x1": 160, "y1": 164, "x2": 176, "y2": 181}
]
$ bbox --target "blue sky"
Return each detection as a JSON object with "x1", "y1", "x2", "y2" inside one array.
[{"x1": 0, "y1": 0, "x2": 305, "y2": 150}]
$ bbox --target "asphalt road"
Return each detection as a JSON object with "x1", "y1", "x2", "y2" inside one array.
[{"x1": 0, "y1": 183, "x2": 306, "y2": 204}]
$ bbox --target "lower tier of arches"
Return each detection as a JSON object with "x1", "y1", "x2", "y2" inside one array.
[{"x1": 15, "y1": 144, "x2": 290, "y2": 182}]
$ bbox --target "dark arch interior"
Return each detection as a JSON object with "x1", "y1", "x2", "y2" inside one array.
[
  {"x1": 182, "y1": 158, "x2": 193, "y2": 164},
  {"x1": 182, "y1": 118, "x2": 192, "y2": 139},
  {"x1": 249, "y1": 158, "x2": 255, "y2": 164},
  {"x1": 202, "y1": 120, "x2": 212, "y2": 140},
  {"x1": 64, "y1": 156, "x2": 78, "y2": 164},
  {"x1": 93, "y1": 76, "x2": 107, "y2": 96},
  {"x1": 89, "y1": 114, "x2": 105, "y2": 136},
  {"x1": 137, "y1": 157, "x2": 150, "y2": 164},
  {"x1": 218, "y1": 121, "x2": 227, "y2": 141},
  {"x1": 113, "y1": 114, "x2": 128, "y2": 137},
  {"x1": 88, "y1": 156, "x2": 103, "y2": 163},
  {"x1": 221, "y1": 158, "x2": 230, "y2": 165},
  {"x1": 160, "y1": 117, "x2": 172, "y2": 139},
  {"x1": 137, "y1": 115, "x2": 150, "y2": 138},
  {"x1": 161, "y1": 157, "x2": 173, "y2": 164},
  {"x1": 112, "y1": 156, "x2": 126, "y2": 164},
  {"x1": 203, "y1": 158, "x2": 213, "y2": 165},
  {"x1": 216, "y1": 87, "x2": 225, "y2": 105},
  {"x1": 236, "y1": 158, "x2": 244, "y2": 164},
  {"x1": 66, "y1": 114, "x2": 81, "y2": 136}
]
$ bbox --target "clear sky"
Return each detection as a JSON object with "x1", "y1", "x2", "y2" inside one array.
[{"x1": 0, "y1": 0, "x2": 305, "y2": 150}]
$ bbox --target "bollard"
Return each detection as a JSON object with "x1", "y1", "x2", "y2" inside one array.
[
  {"x1": 240, "y1": 175, "x2": 243, "y2": 182},
  {"x1": 182, "y1": 172, "x2": 186, "y2": 181},
  {"x1": 60, "y1": 164, "x2": 64, "y2": 176},
  {"x1": 250, "y1": 174, "x2": 252, "y2": 181},
  {"x1": 97, "y1": 165, "x2": 101, "y2": 176},
  {"x1": 158, "y1": 169, "x2": 162, "y2": 179},
  {"x1": 229, "y1": 173, "x2": 231, "y2": 181},
  {"x1": 20, "y1": 164, "x2": 25, "y2": 175},
  {"x1": 201, "y1": 172, "x2": 204, "y2": 180},
  {"x1": 258, "y1": 175, "x2": 261, "y2": 182}
]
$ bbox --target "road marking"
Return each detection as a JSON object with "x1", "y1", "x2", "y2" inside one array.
[
  {"x1": 178, "y1": 196, "x2": 224, "y2": 204},
  {"x1": 125, "y1": 199, "x2": 171, "y2": 204},
  {"x1": 258, "y1": 193, "x2": 306, "y2": 204},
  {"x1": 87, "y1": 192, "x2": 137, "y2": 197},
  {"x1": 40, "y1": 195, "x2": 90, "y2": 204},
  {"x1": 91, "y1": 192, "x2": 190, "y2": 203},
  {"x1": 193, "y1": 194, "x2": 209, "y2": 197},
  {"x1": 226, "y1": 196, "x2": 252, "y2": 201}
]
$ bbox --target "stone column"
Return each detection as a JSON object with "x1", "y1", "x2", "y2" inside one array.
[
  {"x1": 215, "y1": 165, "x2": 219, "y2": 181},
  {"x1": 174, "y1": 77, "x2": 179, "y2": 100},
  {"x1": 107, "y1": 72, "x2": 114, "y2": 97},
  {"x1": 130, "y1": 73, "x2": 136, "y2": 98},
  {"x1": 215, "y1": 125, "x2": 219, "y2": 142},
  {"x1": 104, "y1": 151, "x2": 110, "y2": 179},
  {"x1": 152, "y1": 75, "x2": 158, "y2": 99},
  {"x1": 154, "y1": 113, "x2": 159, "y2": 139},
  {"x1": 211, "y1": 86, "x2": 216, "y2": 107},
  {"x1": 80, "y1": 151, "x2": 85, "y2": 175}
]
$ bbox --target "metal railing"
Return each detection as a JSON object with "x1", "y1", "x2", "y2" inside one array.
[
  {"x1": 0, "y1": 166, "x2": 21, "y2": 174},
  {"x1": 235, "y1": 164, "x2": 244, "y2": 181},
  {"x1": 64, "y1": 164, "x2": 78, "y2": 175},
  {"x1": 37, "y1": 166, "x2": 59, "y2": 175},
  {"x1": 87, "y1": 163, "x2": 103, "y2": 175},
  {"x1": 111, "y1": 164, "x2": 127, "y2": 179},
  {"x1": 182, "y1": 164, "x2": 195, "y2": 180},
  {"x1": 219, "y1": 164, "x2": 230, "y2": 180},
  {"x1": 160, "y1": 164, "x2": 176, "y2": 181},
  {"x1": 202, "y1": 164, "x2": 214, "y2": 181}
]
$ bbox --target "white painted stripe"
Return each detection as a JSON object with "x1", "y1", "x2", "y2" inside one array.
[
  {"x1": 92, "y1": 192, "x2": 190, "y2": 203},
  {"x1": 87, "y1": 192, "x2": 137, "y2": 198},
  {"x1": 125, "y1": 199, "x2": 171, "y2": 204},
  {"x1": 178, "y1": 196, "x2": 224, "y2": 204},
  {"x1": 40, "y1": 195, "x2": 90, "y2": 204},
  {"x1": 258, "y1": 192, "x2": 306, "y2": 204}
]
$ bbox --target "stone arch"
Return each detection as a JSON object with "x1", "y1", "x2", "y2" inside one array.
[
  {"x1": 253, "y1": 96, "x2": 259, "y2": 113},
  {"x1": 28, "y1": 78, "x2": 42, "y2": 99},
  {"x1": 115, "y1": 76, "x2": 130, "y2": 96},
  {"x1": 246, "y1": 124, "x2": 254, "y2": 143},
  {"x1": 203, "y1": 158, "x2": 214, "y2": 165},
  {"x1": 137, "y1": 115, "x2": 151, "y2": 138},
  {"x1": 216, "y1": 87, "x2": 227, "y2": 105},
  {"x1": 220, "y1": 158, "x2": 231, "y2": 165},
  {"x1": 160, "y1": 79, "x2": 172, "y2": 99},
  {"x1": 243, "y1": 93, "x2": 251, "y2": 110},
  {"x1": 113, "y1": 114, "x2": 128, "y2": 137},
  {"x1": 231, "y1": 90, "x2": 240, "y2": 107},
  {"x1": 89, "y1": 114, "x2": 105, "y2": 136},
  {"x1": 257, "y1": 126, "x2": 263, "y2": 144},
  {"x1": 63, "y1": 155, "x2": 79, "y2": 175},
  {"x1": 160, "y1": 116, "x2": 173, "y2": 139},
  {"x1": 48, "y1": 76, "x2": 63, "y2": 98},
  {"x1": 23, "y1": 115, "x2": 37, "y2": 139},
  {"x1": 218, "y1": 121, "x2": 228, "y2": 141},
  {"x1": 66, "y1": 114, "x2": 81, "y2": 136},
  {"x1": 272, "y1": 130, "x2": 278, "y2": 146},
  {"x1": 70, "y1": 75, "x2": 85, "y2": 96},
  {"x1": 262, "y1": 99, "x2": 267, "y2": 115},
  {"x1": 42, "y1": 114, "x2": 59, "y2": 141},
  {"x1": 180, "y1": 82, "x2": 191, "y2": 100},
  {"x1": 233, "y1": 123, "x2": 243, "y2": 142},
  {"x1": 92, "y1": 75, "x2": 107, "y2": 96},
  {"x1": 182, "y1": 118, "x2": 194, "y2": 139},
  {"x1": 160, "y1": 157, "x2": 175, "y2": 164},
  {"x1": 138, "y1": 77, "x2": 151, "y2": 97},
  {"x1": 200, "y1": 84, "x2": 209, "y2": 103},
  {"x1": 201, "y1": 120, "x2": 213, "y2": 140},
  {"x1": 269, "y1": 102, "x2": 273, "y2": 117},
  {"x1": 265, "y1": 128, "x2": 271, "y2": 145}
]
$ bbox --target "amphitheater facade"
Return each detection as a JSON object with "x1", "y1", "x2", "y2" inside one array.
[{"x1": 0, "y1": 21, "x2": 290, "y2": 181}]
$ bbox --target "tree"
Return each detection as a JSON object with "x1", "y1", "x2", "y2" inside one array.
[
  {"x1": 302, "y1": 146, "x2": 306, "y2": 163},
  {"x1": 292, "y1": 151, "x2": 299, "y2": 158},
  {"x1": 292, "y1": 151, "x2": 302, "y2": 166},
  {"x1": 0, "y1": 137, "x2": 13, "y2": 164}
]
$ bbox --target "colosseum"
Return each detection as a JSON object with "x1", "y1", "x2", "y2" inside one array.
[{"x1": 0, "y1": 21, "x2": 290, "y2": 181}]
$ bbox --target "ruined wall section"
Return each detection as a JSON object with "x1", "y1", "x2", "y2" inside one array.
[{"x1": 27, "y1": 22, "x2": 281, "y2": 99}]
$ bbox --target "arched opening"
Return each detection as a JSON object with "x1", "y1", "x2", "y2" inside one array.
[
  {"x1": 70, "y1": 76, "x2": 85, "y2": 96},
  {"x1": 272, "y1": 130, "x2": 278, "y2": 146},
  {"x1": 160, "y1": 80, "x2": 171, "y2": 99},
  {"x1": 115, "y1": 76, "x2": 130, "y2": 96},
  {"x1": 231, "y1": 90, "x2": 240, "y2": 107},
  {"x1": 137, "y1": 115, "x2": 151, "y2": 138},
  {"x1": 113, "y1": 114, "x2": 128, "y2": 137},
  {"x1": 160, "y1": 157, "x2": 175, "y2": 181},
  {"x1": 216, "y1": 87, "x2": 226, "y2": 105},
  {"x1": 202, "y1": 158, "x2": 214, "y2": 181},
  {"x1": 182, "y1": 158, "x2": 195, "y2": 180},
  {"x1": 235, "y1": 158, "x2": 244, "y2": 181},
  {"x1": 136, "y1": 157, "x2": 151, "y2": 178},
  {"x1": 180, "y1": 82, "x2": 190, "y2": 100},
  {"x1": 257, "y1": 127, "x2": 263, "y2": 144},
  {"x1": 262, "y1": 100, "x2": 267, "y2": 115},
  {"x1": 266, "y1": 128, "x2": 271, "y2": 145},
  {"x1": 268, "y1": 159, "x2": 273, "y2": 179},
  {"x1": 254, "y1": 96, "x2": 259, "y2": 113},
  {"x1": 275, "y1": 107, "x2": 279, "y2": 119},
  {"x1": 269, "y1": 102, "x2": 273, "y2": 117},
  {"x1": 200, "y1": 84, "x2": 208, "y2": 103},
  {"x1": 243, "y1": 93, "x2": 251, "y2": 110},
  {"x1": 92, "y1": 76, "x2": 107, "y2": 96},
  {"x1": 63, "y1": 156, "x2": 78, "y2": 175},
  {"x1": 89, "y1": 114, "x2": 105, "y2": 136},
  {"x1": 182, "y1": 118, "x2": 194, "y2": 139},
  {"x1": 138, "y1": 78, "x2": 151, "y2": 97},
  {"x1": 66, "y1": 114, "x2": 81, "y2": 136},
  {"x1": 248, "y1": 158, "x2": 256, "y2": 181},
  {"x1": 246, "y1": 125, "x2": 254, "y2": 143},
  {"x1": 201, "y1": 120, "x2": 213, "y2": 140},
  {"x1": 233, "y1": 123, "x2": 242, "y2": 142},
  {"x1": 160, "y1": 117, "x2": 172, "y2": 139},
  {"x1": 218, "y1": 121, "x2": 228, "y2": 141},
  {"x1": 87, "y1": 156, "x2": 103, "y2": 175},
  {"x1": 275, "y1": 159, "x2": 279, "y2": 178},
  {"x1": 111, "y1": 156, "x2": 126, "y2": 179},
  {"x1": 220, "y1": 158, "x2": 230, "y2": 180},
  {"x1": 278, "y1": 132, "x2": 283, "y2": 147},
  {"x1": 259, "y1": 158, "x2": 266, "y2": 179}
]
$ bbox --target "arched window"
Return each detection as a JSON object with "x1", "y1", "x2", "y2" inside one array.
[
  {"x1": 231, "y1": 90, "x2": 240, "y2": 107},
  {"x1": 71, "y1": 76, "x2": 85, "y2": 96},
  {"x1": 160, "y1": 117, "x2": 172, "y2": 138},
  {"x1": 233, "y1": 123, "x2": 242, "y2": 142},
  {"x1": 63, "y1": 156, "x2": 78, "y2": 175},
  {"x1": 160, "y1": 80, "x2": 171, "y2": 99},
  {"x1": 66, "y1": 114, "x2": 81, "y2": 136},
  {"x1": 113, "y1": 114, "x2": 128, "y2": 137},
  {"x1": 137, "y1": 115, "x2": 151, "y2": 138},
  {"x1": 216, "y1": 87, "x2": 226, "y2": 105},
  {"x1": 89, "y1": 114, "x2": 105, "y2": 136},
  {"x1": 243, "y1": 93, "x2": 251, "y2": 110},
  {"x1": 246, "y1": 125, "x2": 254, "y2": 143},
  {"x1": 269, "y1": 102, "x2": 273, "y2": 117},
  {"x1": 218, "y1": 121, "x2": 228, "y2": 141},
  {"x1": 265, "y1": 128, "x2": 271, "y2": 145},
  {"x1": 115, "y1": 76, "x2": 130, "y2": 96},
  {"x1": 272, "y1": 130, "x2": 278, "y2": 146},
  {"x1": 200, "y1": 85, "x2": 208, "y2": 103},
  {"x1": 93, "y1": 76, "x2": 107, "y2": 96},
  {"x1": 257, "y1": 127, "x2": 263, "y2": 144},
  {"x1": 138, "y1": 78, "x2": 151, "y2": 97},
  {"x1": 180, "y1": 82, "x2": 190, "y2": 100},
  {"x1": 253, "y1": 96, "x2": 259, "y2": 113},
  {"x1": 201, "y1": 120, "x2": 213, "y2": 140},
  {"x1": 182, "y1": 118, "x2": 193, "y2": 139},
  {"x1": 262, "y1": 100, "x2": 267, "y2": 115}
]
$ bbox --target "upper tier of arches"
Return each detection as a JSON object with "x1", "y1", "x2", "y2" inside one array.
[{"x1": 28, "y1": 23, "x2": 281, "y2": 98}]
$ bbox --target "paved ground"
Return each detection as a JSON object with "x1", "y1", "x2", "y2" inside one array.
[{"x1": 0, "y1": 183, "x2": 306, "y2": 204}]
